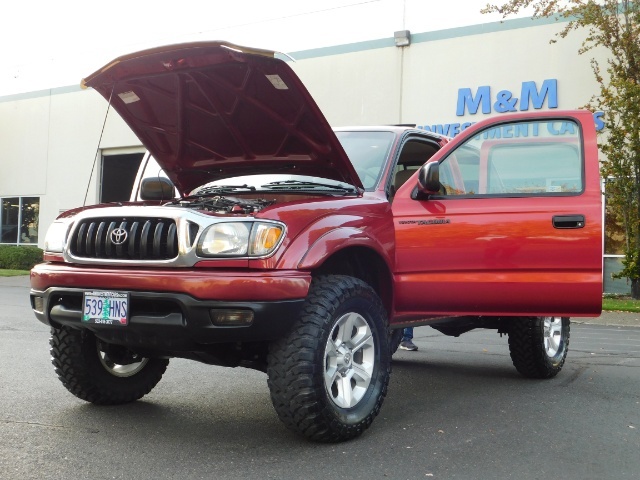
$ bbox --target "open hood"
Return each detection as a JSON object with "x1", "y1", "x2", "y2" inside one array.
[{"x1": 83, "y1": 42, "x2": 363, "y2": 195}]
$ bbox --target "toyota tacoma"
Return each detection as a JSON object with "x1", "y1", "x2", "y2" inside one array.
[{"x1": 30, "y1": 42, "x2": 603, "y2": 442}]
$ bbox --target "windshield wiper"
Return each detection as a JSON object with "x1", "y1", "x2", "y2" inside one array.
[
  {"x1": 191, "y1": 184, "x2": 257, "y2": 196},
  {"x1": 261, "y1": 180, "x2": 357, "y2": 193}
]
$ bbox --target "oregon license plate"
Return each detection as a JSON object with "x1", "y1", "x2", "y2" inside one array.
[{"x1": 82, "y1": 291, "x2": 129, "y2": 326}]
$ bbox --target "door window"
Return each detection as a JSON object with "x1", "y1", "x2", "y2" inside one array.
[{"x1": 439, "y1": 120, "x2": 583, "y2": 197}]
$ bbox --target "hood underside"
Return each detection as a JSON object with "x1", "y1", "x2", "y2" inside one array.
[{"x1": 83, "y1": 42, "x2": 363, "y2": 195}]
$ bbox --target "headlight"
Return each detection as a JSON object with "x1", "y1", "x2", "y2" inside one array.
[
  {"x1": 44, "y1": 220, "x2": 73, "y2": 253},
  {"x1": 198, "y1": 222, "x2": 250, "y2": 256},
  {"x1": 198, "y1": 222, "x2": 284, "y2": 257}
]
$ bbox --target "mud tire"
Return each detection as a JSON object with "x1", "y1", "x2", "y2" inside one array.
[
  {"x1": 508, "y1": 316, "x2": 570, "y2": 379},
  {"x1": 390, "y1": 328, "x2": 403, "y2": 355},
  {"x1": 50, "y1": 325, "x2": 169, "y2": 404},
  {"x1": 267, "y1": 275, "x2": 390, "y2": 442}
]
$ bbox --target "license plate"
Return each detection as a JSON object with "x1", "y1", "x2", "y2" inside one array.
[{"x1": 82, "y1": 291, "x2": 129, "y2": 326}]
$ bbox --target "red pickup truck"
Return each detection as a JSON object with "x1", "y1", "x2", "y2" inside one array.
[{"x1": 30, "y1": 42, "x2": 602, "y2": 442}]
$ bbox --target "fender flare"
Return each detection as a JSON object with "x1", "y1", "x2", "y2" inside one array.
[{"x1": 297, "y1": 227, "x2": 392, "y2": 270}]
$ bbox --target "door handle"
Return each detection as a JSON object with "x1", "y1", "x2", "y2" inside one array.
[{"x1": 552, "y1": 215, "x2": 585, "y2": 229}]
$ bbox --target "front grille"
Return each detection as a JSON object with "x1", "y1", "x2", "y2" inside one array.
[{"x1": 69, "y1": 217, "x2": 179, "y2": 260}]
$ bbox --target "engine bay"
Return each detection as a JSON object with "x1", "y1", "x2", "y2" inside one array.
[{"x1": 168, "y1": 195, "x2": 276, "y2": 214}]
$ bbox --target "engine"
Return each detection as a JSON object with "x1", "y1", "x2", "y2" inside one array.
[{"x1": 167, "y1": 195, "x2": 276, "y2": 214}]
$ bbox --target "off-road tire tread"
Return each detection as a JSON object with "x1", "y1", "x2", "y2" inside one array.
[
  {"x1": 50, "y1": 325, "x2": 169, "y2": 404},
  {"x1": 267, "y1": 275, "x2": 390, "y2": 442},
  {"x1": 508, "y1": 316, "x2": 570, "y2": 379},
  {"x1": 389, "y1": 328, "x2": 403, "y2": 355}
]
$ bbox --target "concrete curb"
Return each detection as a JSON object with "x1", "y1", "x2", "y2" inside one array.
[{"x1": 573, "y1": 311, "x2": 640, "y2": 328}]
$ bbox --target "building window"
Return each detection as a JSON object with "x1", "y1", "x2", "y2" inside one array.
[{"x1": 0, "y1": 197, "x2": 40, "y2": 245}]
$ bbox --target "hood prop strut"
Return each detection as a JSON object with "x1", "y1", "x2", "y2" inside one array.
[{"x1": 83, "y1": 86, "x2": 114, "y2": 206}]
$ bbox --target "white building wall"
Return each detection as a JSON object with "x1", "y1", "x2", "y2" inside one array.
[
  {"x1": 0, "y1": 87, "x2": 140, "y2": 248},
  {"x1": 0, "y1": 94, "x2": 49, "y2": 196},
  {"x1": 292, "y1": 46, "x2": 404, "y2": 126},
  {"x1": 290, "y1": 19, "x2": 606, "y2": 130},
  {"x1": 0, "y1": 16, "x2": 611, "y2": 250},
  {"x1": 401, "y1": 22, "x2": 601, "y2": 126}
]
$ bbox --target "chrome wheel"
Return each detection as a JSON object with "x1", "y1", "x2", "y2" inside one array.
[
  {"x1": 543, "y1": 316, "x2": 563, "y2": 358},
  {"x1": 98, "y1": 348, "x2": 149, "y2": 378},
  {"x1": 324, "y1": 312, "x2": 375, "y2": 409}
]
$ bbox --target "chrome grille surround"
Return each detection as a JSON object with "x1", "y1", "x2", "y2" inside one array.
[{"x1": 61, "y1": 206, "x2": 285, "y2": 267}]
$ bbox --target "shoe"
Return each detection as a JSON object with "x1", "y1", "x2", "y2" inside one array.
[{"x1": 399, "y1": 340, "x2": 418, "y2": 351}]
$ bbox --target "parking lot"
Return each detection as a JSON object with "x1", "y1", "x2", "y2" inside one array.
[{"x1": 1, "y1": 276, "x2": 639, "y2": 479}]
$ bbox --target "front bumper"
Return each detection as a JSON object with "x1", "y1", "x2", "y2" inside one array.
[{"x1": 30, "y1": 263, "x2": 311, "y2": 351}]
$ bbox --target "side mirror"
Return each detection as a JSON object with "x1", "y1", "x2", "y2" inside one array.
[
  {"x1": 417, "y1": 162, "x2": 440, "y2": 194},
  {"x1": 140, "y1": 177, "x2": 175, "y2": 201}
]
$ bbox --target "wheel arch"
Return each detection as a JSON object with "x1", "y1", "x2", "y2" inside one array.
[{"x1": 303, "y1": 242, "x2": 394, "y2": 316}]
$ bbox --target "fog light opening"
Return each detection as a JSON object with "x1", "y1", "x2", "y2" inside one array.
[
  {"x1": 32, "y1": 296, "x2": 44, "y2": 313},
  {"x1": 210, "y1": 309, "x2": 254, "y2": 326}
]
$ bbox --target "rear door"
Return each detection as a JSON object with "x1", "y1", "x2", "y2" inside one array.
[{"x1": 392, "y1": 111, "x2": 602, "y2": 319}]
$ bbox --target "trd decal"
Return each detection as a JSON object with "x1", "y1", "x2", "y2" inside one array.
[{"x1": 398, "y1": 219, "x2": 450, "y2": 225}]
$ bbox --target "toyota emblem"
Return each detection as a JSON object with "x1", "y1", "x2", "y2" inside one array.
[{"x1": 110, "y1": 228, "x2": 128, "y2": 245}]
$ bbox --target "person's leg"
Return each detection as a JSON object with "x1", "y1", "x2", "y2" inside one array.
[
  {"x1": 401, "y1": 327, "x2": 413, "y2": 341},
  {"x1": 399, "y1": 327, "x2": 418, "y2": 351}
]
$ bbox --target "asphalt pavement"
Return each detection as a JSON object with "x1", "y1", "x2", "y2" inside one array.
[{"x1": 2, "y1": 274, "x2": 639, "y2": 479}]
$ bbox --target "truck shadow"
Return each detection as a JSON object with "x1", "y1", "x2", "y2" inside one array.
[{"x1": 48, "y1": 350, "x2": 568, "y2": 449}]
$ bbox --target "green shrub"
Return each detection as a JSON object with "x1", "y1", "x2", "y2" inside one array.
[{"x1": 0, "y1": 245, "x2": 44, "y2": 270}]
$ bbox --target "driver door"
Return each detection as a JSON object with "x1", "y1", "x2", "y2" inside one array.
[{"x1": 392, "y1": 111, "x2": 602, "y2": 320}]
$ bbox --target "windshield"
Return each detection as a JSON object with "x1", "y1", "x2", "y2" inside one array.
[
  {"x1": 336, "y1": 131, "x2": 395, "y2": 189},
  {"x1": 181, "y1": 131, "x2": 396, "y2": 195}
]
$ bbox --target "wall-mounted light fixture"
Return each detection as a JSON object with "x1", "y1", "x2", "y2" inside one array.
[{"x1": 394, "y1": 30, "x2": 411, "y2": 47}]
